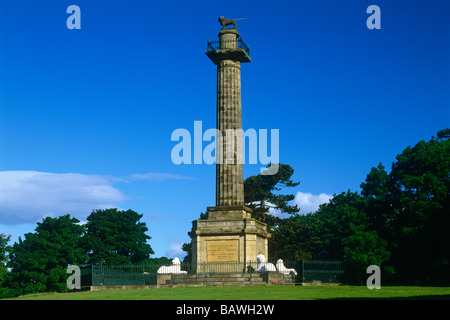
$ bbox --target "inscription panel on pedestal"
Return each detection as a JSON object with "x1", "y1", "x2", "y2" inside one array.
[{"x1": 206, "y1": 239, "x2": 239, "y2": 262}]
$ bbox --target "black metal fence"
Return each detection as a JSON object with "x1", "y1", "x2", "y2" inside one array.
[
  {"x1": 302, "y1": 260, "x2": 345, "y2": 284},
  {"x1": 207, "y1": 38, "x2": 250, "y2": 56},
  {"x1": 81, "y1": 263, "x2": 166, "y2": 287},
  {"x1": 80, "y1": 260, "x2": 343, "y2": 287}
]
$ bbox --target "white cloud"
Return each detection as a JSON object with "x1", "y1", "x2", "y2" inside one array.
[
  {"x1": 293, "y1": 191, "x2": 332, "y2": 214},
  {"x1": 165, "y1": 241, "x2": 186, "y2": 259},
  {"x1": 264, "y1": 191, "x2": 332, "y2": 218},
  {"x1": 0, "y1": 171, "x2": 127, "y2": 225},
  {"x1": 128, "y1": 172, "x2": 195, "y2": 182},
  {"x1": 0, "y1": 170, "x2": 197, "y2": 226}
]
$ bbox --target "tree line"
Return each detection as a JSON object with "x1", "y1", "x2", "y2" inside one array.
[
  {"x1": 0, "y1": 208, "x2": 157, "y2": 297},
  {"x1": 1, "y1": 128, "x2": 449, "y2": 297}
]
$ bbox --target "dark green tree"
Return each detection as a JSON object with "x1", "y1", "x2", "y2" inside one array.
[
  {"x1": 435, "y1": 127, "x2": 450, "y2": 141},
  {"x1": 244, "y1": 163, "x2": 300, "y2": 230},
  {"x1": 6, "y1": 215, "x2": 85, "y2": 295},
  {"x1": 82, "y1": 208, "x2": 154, "y2": 265},
  {"x1": 359, "y1": 128, "x2": 450, "y2": 285},
  {"x1": 312, "y1": 191, "x2": 367, "y2": 259},
  {"x1": 360, "y1": 163, "x2": 395, "y2": 242},
  {"x1": 311, "y1": 191, "x2": 391, "y2": 283},
  {"x1": 144, "y1": 256, "x2": 173, "y2": 266},
  {"x1": 269, "y1": 213, "x2": 319, "y2": 261},
  {"x1": 387, "y1": 129, "x2": 450, "y2": 285},
  {"x1": 181, "y1": 242, "x2": 192, "y2": 264},
  {"x1": 0, "y1": 233, "x2": 11, "y2": 286}
]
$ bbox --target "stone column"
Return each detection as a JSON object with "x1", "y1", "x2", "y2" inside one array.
[
  {"x1": 190, "y1": 20, "x2": 270, "y2": 270},
  {"x1": 214, "y1": 28, "x2": 245, "y2": 207},
  {"x1": 216, "y1": 57, "x2": 244, "y2": 206},
  {"x1": 205, "y1": 26, "x2": 251, "y2": 216}
]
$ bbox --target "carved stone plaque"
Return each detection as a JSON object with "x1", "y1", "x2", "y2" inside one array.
[{"x1": 206, "y1": 240, "x2": 239, "y2": 262}]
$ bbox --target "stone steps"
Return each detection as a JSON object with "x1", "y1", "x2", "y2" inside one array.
[{"x1": 164, "y1": 273, "x2": 266, "y2": 286}]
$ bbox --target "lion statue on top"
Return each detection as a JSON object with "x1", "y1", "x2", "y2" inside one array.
[{"x1": 218, "y1": 16, "x2": 237, "y2": 29}]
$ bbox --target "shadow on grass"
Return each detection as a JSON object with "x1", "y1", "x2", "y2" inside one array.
[{"x1": 326, "y1": 294, "x2": 450, "y2": 300}]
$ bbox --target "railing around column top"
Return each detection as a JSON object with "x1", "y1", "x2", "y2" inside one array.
[{"x1": 207, "y1": 38, "x2": 250, "y2": 56}]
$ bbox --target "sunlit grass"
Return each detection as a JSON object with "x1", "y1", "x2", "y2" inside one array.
[{"x1": 9, "y1": 285, "x2": 450, "y2": 300}]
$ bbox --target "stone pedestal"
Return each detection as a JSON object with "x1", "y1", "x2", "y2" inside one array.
[
  {"x1": 190, "y1": 207, "x2": 270, "y2": 273},
  {"x1": 260, "y1": 272, "x2": 285, "y2": 285}
]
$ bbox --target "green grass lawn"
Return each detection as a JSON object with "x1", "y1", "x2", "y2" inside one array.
[{"x1": 8, "y1": 285, "x2": 450, "y2": 300}]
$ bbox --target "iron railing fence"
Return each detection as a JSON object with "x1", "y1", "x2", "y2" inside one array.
[
  {"x1": 80, "y1": 260, "x2": 344, "y2": 287},
  {"x1": 80, "y1": 262, "x2": 172, "y2": 286},
  {"x1": 302, "y1": 260, "x2": 345, "y2": 284},
  {"x1": 207, "y1": 38, "x2": 250, "y2": 56}
]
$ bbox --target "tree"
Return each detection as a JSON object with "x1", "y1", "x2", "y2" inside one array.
[
  {"x1": 145, "y1": 256, "x2": 173, "y2": 266},
  {"x1": 312, "y1": 191, "x2": 367, "y2": 259},
  {"x1": 269, "y1": 214, "x2": 319, "y2": 261},
  {"x1": 181, "y1": 242, "x2": 192, "y2": 264},
  {"x1": 435, "y1": 127, "x2": 450, "y2": 141},
  {"x1": 0, "y1": 233, "x2": 11, "y2": 286},
  {"x1": 387, "y1": 129, "x2": 450, "y2": 285},
  {"x1": 6, "y1": 215, "x2": 85, "y2": 295},
  {"x1": 359, "y1": 128, "x2": 450, "y2": 285},
  {"x1": 82, "y1": 208, "x2": 154, "y2": 265},
  {"x1": 244, "y1": 163, "x2": 300, "y2": 230},
  {"x1": 311, "y1": 191, "x2": 391, "y2": 284},
  {"x1": 341, "y1": 228, "x2": 391, "y2": 284}
]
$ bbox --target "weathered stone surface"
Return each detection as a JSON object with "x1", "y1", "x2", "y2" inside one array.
[
  {"x1": 164, "y1": 273, "x2": 267, "y2": 286},
  {"x1": 191, "y1": 217, "x2": 270, "y2": 271},
  {"x1": 156, "y1": 274, "x2": 172, "y2": 285},
  {"x1": 207, "y1": 239, "x2": 239, "y2": 262},
  {"x1": 207, "y1": 205, "x2": 252, "y2": 220},
  {"x1": 260, "y1": 272, "x2": 285, "y2": 285},
  {"x1": 216, "y1": 57, "x2": 244, "y2": 207}
]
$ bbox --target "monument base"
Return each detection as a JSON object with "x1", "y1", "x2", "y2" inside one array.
[{"x1": 190, "y1": 205, "x2": 270, "y2": 273}]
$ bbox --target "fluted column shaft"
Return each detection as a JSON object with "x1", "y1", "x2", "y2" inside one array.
[{"x1": 216, "y1": 59, "x2": 244, "y2": 206}]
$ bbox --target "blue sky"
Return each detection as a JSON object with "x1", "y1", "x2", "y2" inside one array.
[{"x1": 0, "y1": 0, "x2": 449, "y2": 258}]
